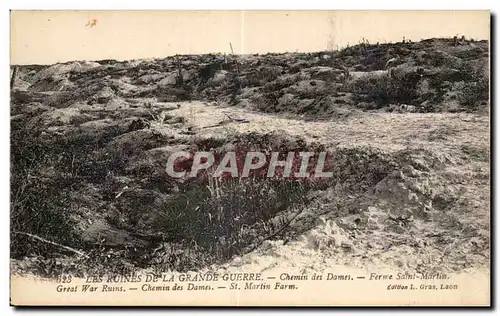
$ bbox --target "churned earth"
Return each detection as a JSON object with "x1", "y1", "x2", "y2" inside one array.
[{"x1": 10, "y1": 38, "x2": 490, "y2": 279}]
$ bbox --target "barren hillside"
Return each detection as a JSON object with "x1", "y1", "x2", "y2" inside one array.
[{"x1": 10, "y1": 38, "x2": 490, "y2": 277}]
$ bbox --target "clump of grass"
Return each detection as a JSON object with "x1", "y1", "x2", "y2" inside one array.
[
  {"x1": 10, "y1": 119, "x2": 82, "y2": 259},
  {"x1": 150, "y1": 177, "x2": 312, "y2": 271},
  {"x1": 10, "y1": 115, "x2": 131, "y2": 259},
  {"x1": 454, "y1": 62, "x2": 489, "y2": 111},
  {"x1": 346, "y1": 71, "x2": 423, "y2": 108},
  {"x1": 458, "y1": 78, "x2": 489, "y2": 111}
]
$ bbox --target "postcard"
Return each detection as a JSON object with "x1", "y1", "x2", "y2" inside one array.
[{"x1": 10, "y1": 10, "x2": 491, "y2": 306}]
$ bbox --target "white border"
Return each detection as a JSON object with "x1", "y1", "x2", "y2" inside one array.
[{"x1": 4, "y1": 1, "x2": 497, "y2": 10}]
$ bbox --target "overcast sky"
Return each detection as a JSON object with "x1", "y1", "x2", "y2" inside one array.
[{"x1": 10, "y1": 10, "x2": 490, "y2": 65}]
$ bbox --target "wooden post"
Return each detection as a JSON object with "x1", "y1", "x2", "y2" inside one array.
[
  {"x1": 10, "y1": 66, "x2": 18, "y2": 90},
  {"x1": 175, "y1": 55, "x2": 183, "y2": 87},
  {"x1": 229, "y1": 42, "x2": 242, "y2": 90}
]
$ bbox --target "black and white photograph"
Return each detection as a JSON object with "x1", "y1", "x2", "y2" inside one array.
[{"x1": 9, "y1": 10, "x2": 491, "y2": 306}]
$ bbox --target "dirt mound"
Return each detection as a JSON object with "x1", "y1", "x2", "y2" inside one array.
[
  {"x1": 13, "y1": 38, "x2": 489, "y2": 118},
  {"x1": 32, "y1": 61, "x2": 101, "y2": 83}
]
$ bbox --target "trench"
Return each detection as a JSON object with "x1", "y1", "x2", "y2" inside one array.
[
  {"x1": 11, "y1": 111, "x2": 403, "y2": 276},
  {"x1": 82, "y1": 131, "x2": 401, "y2": 274}
]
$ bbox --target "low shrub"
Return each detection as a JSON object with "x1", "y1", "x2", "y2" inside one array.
[
  {"x1": 346, "y1": 71, "x2": 422, "y2": 107},
  {"x1": 458, "y1": 78, "x2": 489, "y2": 111}
]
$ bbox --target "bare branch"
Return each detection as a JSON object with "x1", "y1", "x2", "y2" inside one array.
[{"x1": 13, "y1": 231, "x2": 89, "y2": 258}]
